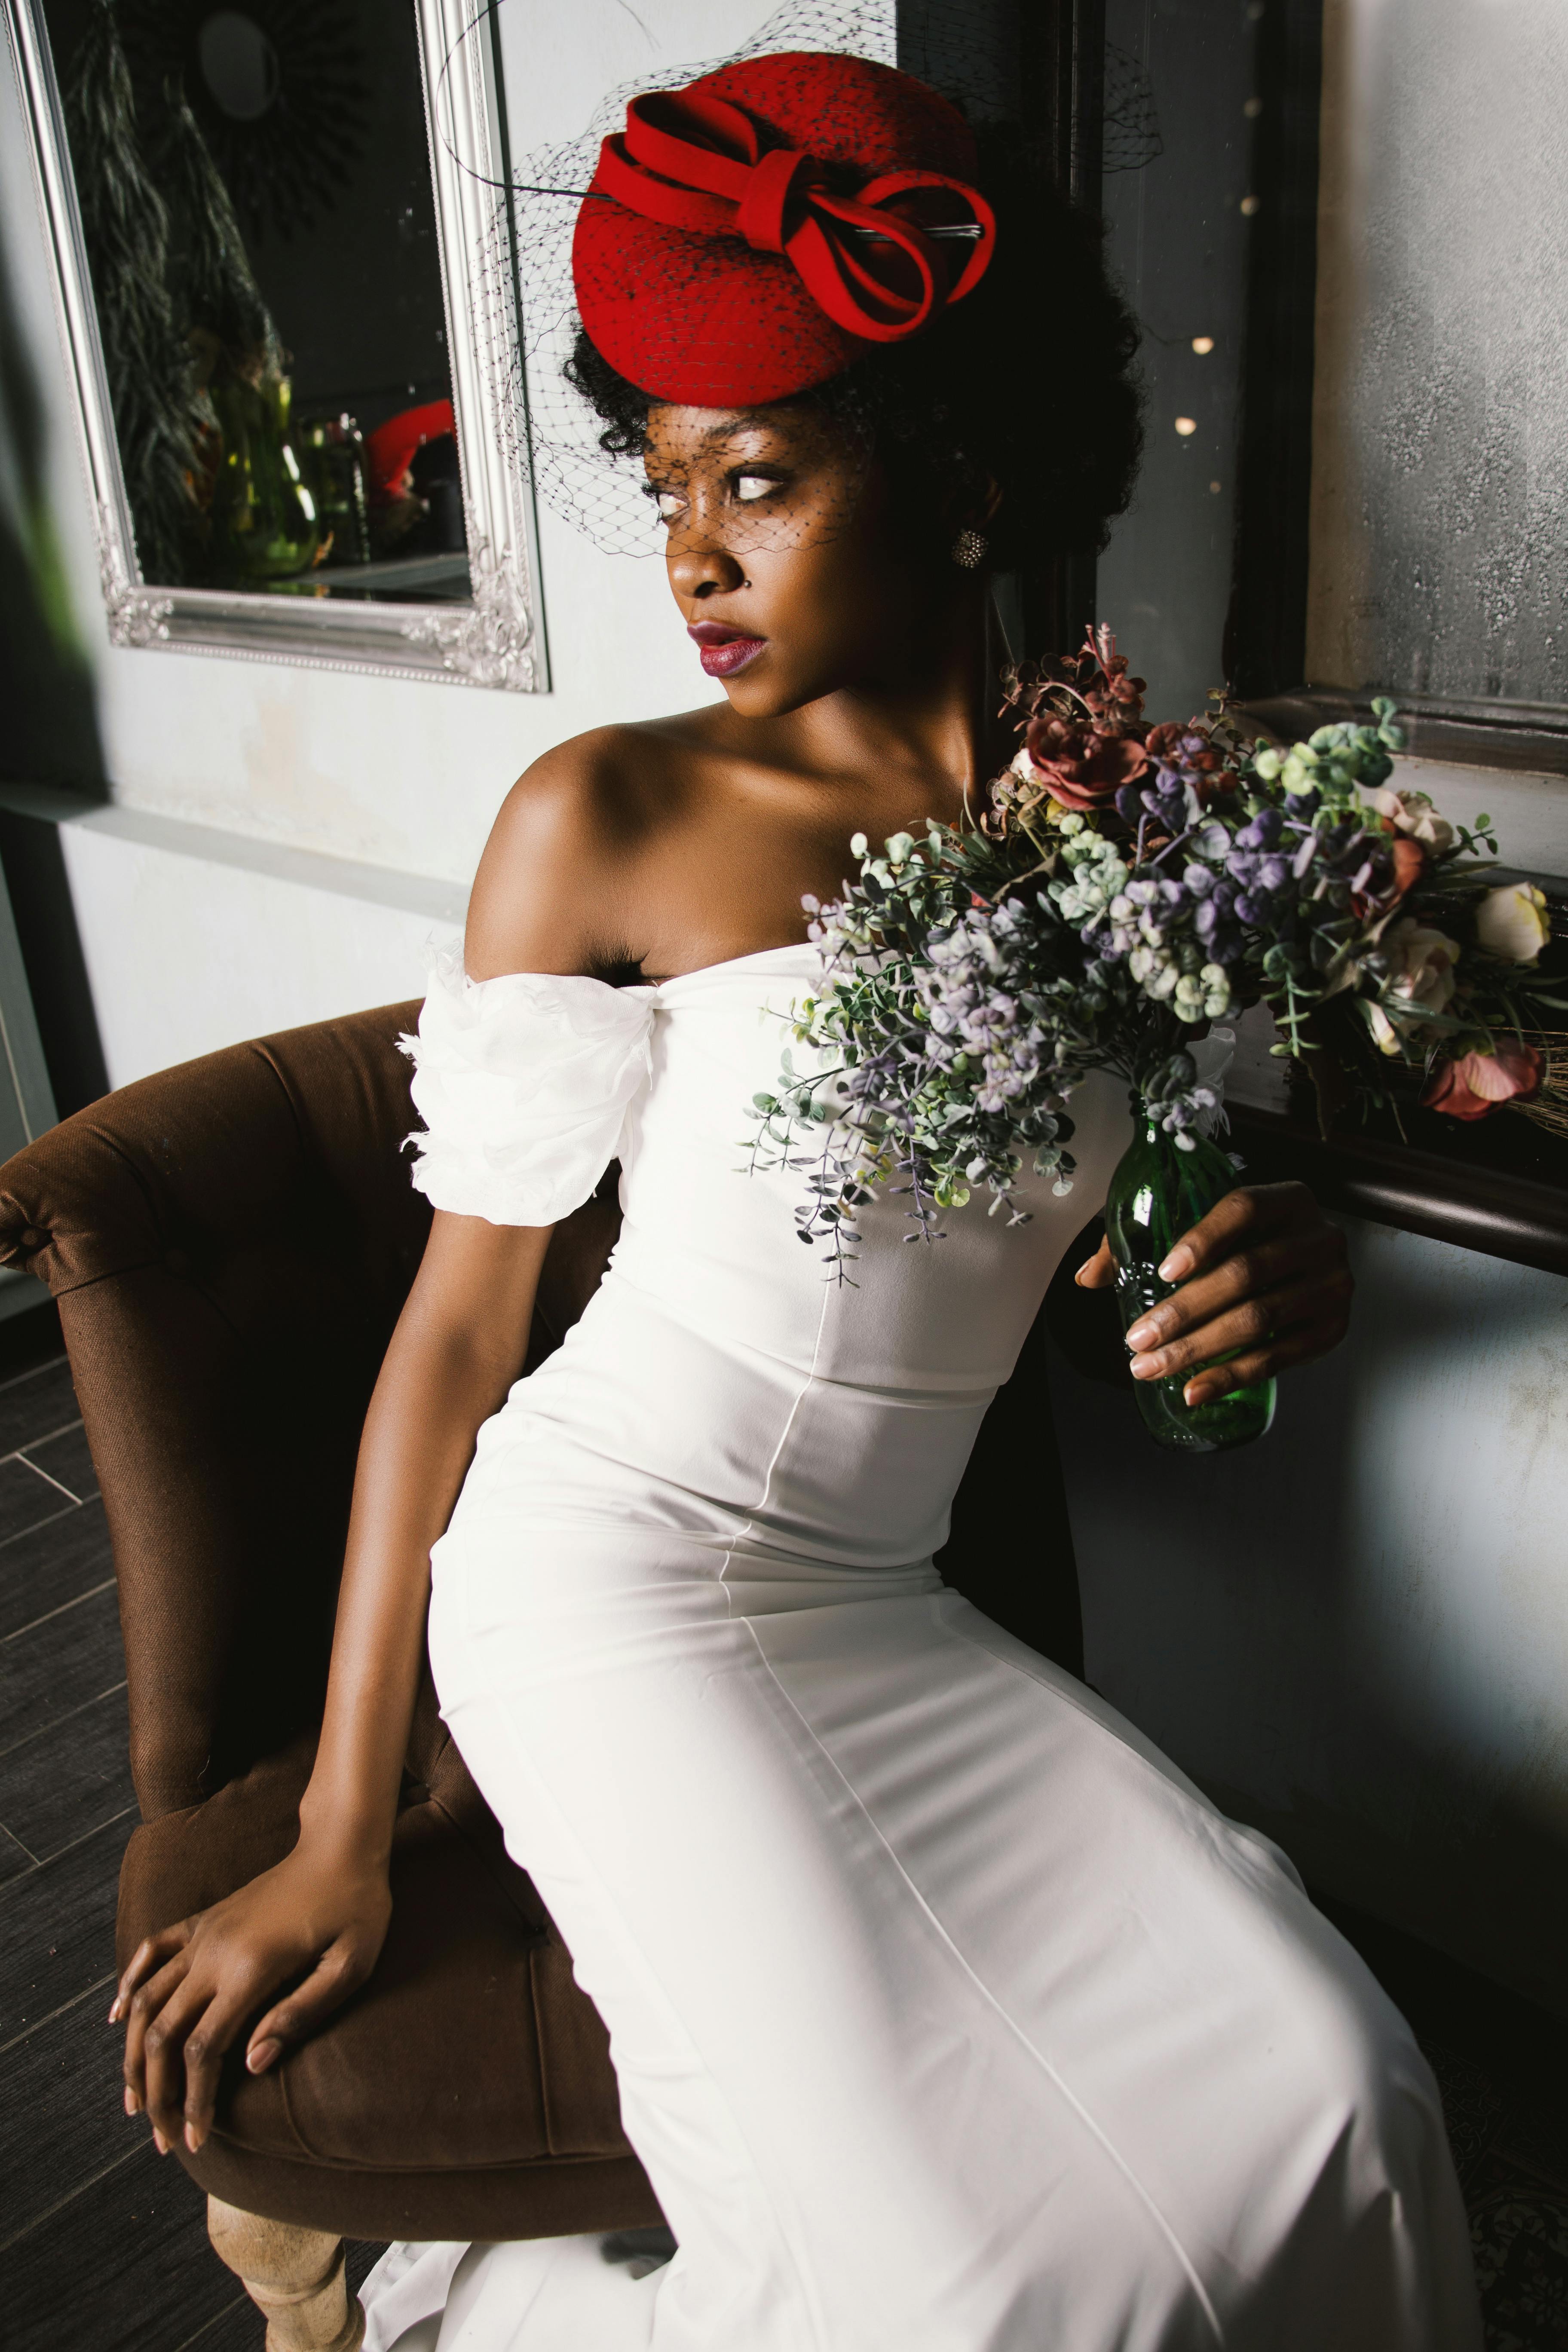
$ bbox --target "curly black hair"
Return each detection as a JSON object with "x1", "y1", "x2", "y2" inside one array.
[{"x1": 564, "y1": 122, "x2": 1142, "y2": 575}]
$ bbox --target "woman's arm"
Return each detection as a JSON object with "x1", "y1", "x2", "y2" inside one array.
[
  {"x1": 114, "y1": 1211, "x2": 552, "y2": 2156},
  {"x1": 112, "y1": 744, "x2": 637, "y2": 2156}
]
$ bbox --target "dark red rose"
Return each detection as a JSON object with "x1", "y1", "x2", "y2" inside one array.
[
  {"x1": 1023, "y1": 714, "x2": 1150, "y2": 811},
  {"x1": 1422, "y1": 1040, "x2": 1544, "y2": 1121}
]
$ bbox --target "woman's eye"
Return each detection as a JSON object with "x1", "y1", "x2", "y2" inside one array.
[
  {"x1": 654, "y1": 490, "x2": 686, "y2": 521},
  {"x1": 734, "y1": 473, "x2": 781, "y2": 503}
]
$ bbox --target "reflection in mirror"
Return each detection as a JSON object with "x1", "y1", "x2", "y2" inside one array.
[
  {"x1": 42, "y1": 0, "x2": 469, "y2": 606},
  {"x1": 1094, "y1": 0, "x2": 1252, "y2": 723}
]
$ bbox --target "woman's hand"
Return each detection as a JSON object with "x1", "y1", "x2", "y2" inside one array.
[
  {"x1": 111, "y1": 1840, "x2": 392, "y2": 2157},
  {"x1": 1075, "y1": 1180, "x2": 1354, "y2": 1406}
]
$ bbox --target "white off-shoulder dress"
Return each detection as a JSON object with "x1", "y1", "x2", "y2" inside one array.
[{"x1": 361, "y1": 945, "x2": 1479, "y2": 2352}]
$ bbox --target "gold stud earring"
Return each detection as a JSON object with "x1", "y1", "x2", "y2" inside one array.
[{"x1": 951, "y1": 527, "x2": 988, "y2": 571}]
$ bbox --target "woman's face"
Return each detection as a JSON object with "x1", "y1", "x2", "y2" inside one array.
[{"x1": 644, "y1": 402, "x2": 946, "y2": 718}]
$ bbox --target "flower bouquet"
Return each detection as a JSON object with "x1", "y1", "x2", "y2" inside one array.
[{"x1": 749, "y1": 628, "x2": 1568, "y2": 1450}]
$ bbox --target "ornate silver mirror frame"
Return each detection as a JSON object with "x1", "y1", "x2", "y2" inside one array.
[{"x1": 3, "y1": 0, "x2": 547, "y2": 692}]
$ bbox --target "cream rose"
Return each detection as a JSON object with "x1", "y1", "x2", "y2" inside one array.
[
  {"x1": 1367, "y1": 918, "x2": 1462, "y2": 1052},
  {"x1": 1475, "y1": 881, "x2": 1550, "y2": 965},
  {"x1": 1370, "y1": 786, "x2": 1455, "y2": 853}
]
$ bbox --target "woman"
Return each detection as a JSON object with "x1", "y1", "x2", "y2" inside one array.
[{"x1": 113, "y1": 52, "x2": 1479, "y2": 2350}]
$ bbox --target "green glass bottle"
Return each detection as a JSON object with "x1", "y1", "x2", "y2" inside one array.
[
  {"x1": 1103, "y1": 1102, "x2": 1276, "y2": 1452},
  {"x1": 209, "y1": 372, "x2": 321, "y2": 585},
  {"x1": 300, "y1": 413, "x2": 370, "y2": 569}
]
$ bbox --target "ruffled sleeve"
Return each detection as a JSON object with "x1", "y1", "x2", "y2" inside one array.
[{"x1": 399, "y1": 950, "x2": 654, "y2": 1227}]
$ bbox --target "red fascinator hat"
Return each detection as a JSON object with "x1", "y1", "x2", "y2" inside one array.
[{"x1": 572, "y1": 51, "x2": 996, "y2": 407}]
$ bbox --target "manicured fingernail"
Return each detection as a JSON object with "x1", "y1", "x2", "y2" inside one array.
[
  {"x1": 185, "y1": 2122, "x2": 201, "y2": 2153},
  {"x1": 247, "y1": 2040, "x2": 280, "y2": 2075},
  {"x1": 124, "y1": 2086, "x2": 137, "y2": 2115},
  {"x1": 153, "y1": 2128, "x2": 168, "y2": 2155},
  {"x1": 1158, "y1": 1247, "x2": 1193, "y2": 1281},
  {"x1": 1130, "y1": 1356, "x2": 1160, "y2": 1381},
  {"x1": 1125, "y1": 1320, "x2": 1156, "y2": 1351},
  {"x1": 108, "y1": 1999, "x2": 121, "y2": 2024}
]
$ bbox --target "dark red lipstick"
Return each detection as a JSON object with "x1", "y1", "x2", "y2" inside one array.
[{"x1": 687, "y1": 622, "x2": 766, "y2": 679}]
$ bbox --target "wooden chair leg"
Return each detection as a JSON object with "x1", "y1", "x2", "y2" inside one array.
[{"x1": 207, "y1": 2196, "x2": 366, "y2": 2352}]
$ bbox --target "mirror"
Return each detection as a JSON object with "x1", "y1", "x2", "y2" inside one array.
[{"x1": 5, "y1": 0, "x2": 545, "y2": 689}]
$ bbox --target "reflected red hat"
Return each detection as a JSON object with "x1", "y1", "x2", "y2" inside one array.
[{"x1": 572, "y1": 51, "x2": 995, "y2": 407}]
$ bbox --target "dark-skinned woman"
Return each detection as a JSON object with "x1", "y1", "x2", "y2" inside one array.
[{"x1": 114, "y1": 51, "x2": 1477, "y2": 2352}]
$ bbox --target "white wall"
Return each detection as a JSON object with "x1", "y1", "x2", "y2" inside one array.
[{"x1": 49, "y1": 804, "x2": 463, "y2": 1085}]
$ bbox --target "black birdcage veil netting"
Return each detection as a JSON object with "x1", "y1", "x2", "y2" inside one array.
[{"x1": 453, "y1": 0, "x2": 1041, "y2": 559}]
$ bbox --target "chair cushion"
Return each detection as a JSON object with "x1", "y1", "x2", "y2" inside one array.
[{"x1": 117, "y1": 1733, "x2": 662, "y2": 2241}]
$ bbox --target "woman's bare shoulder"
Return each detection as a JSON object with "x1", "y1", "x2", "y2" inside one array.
[{"x1": 465, "y1": 720, "x2": 718, "y2": 981}]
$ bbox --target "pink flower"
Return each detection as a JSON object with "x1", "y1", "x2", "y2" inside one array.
[
  {"x1": 1422, "y1": 1040, "x2": 1544, "y2": 1121},
  {"x1": 1370, "y1": 786, "x2": 1455, "y2": 853},
  {"x1": 1366, "y1": 917, "x2": 1462, "y2": 1052}
]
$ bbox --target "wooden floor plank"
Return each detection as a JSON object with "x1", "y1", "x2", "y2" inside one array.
[
  {"x1": 0, "y1": 1818, "x2": 33, "y2": 1885},
  {"x1": 0, "y1": 1499, "x2": 116, "y2": 1642},
  {"x1": 1, "y1": 1980, "x2": 143, "y2": 2244},
  {"x1": 0, "y1": 1811, "x2": 136, "y2": 2037},
  {"x1": 347, "y1": 2240, "x2": 391, "y2": 2297},
  {"x1": 171, "y1": 2292, "x2": 260, "y2": 2352},
  {"x1": 0, "y1": 1357, "x2": 76, "y2": 1457},
  {"x1": 0, "y1": 1684, "x2": 137, "y2": 1865},
  {"x1": 0, "y1": 1583, "x2": 126, "y2": 1758},
  {"x1": 25, "y1": 1423, "x2": 99, "y2": 1504},
  {"x1": 0, "y1": 1456, "x2": 77, "y2": 1548},
  {"x1": 7, "y1": 2138, "x2": 245, "y2": 2352}
]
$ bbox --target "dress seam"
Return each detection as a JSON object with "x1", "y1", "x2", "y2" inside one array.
[
  {"x1": 737, "y1": 1617, "x2": 1229, "y2": 2352},
  {"x1": 717, "y1": 1274, "x2": 834, "y2": 1610}
]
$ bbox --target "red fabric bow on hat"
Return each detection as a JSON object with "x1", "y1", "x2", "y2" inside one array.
[{"x1": 594, "y1": 88, "x2": 995, "y2": 346}]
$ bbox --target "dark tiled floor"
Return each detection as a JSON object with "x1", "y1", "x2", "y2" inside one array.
[
  {"x1": 0, "y1": 1320, "x2": 387, "y2": 2352},
  {"x1": 1317, "y1": 1895, "x2": 1568, "y2": 2348},
  {"x1": 1, "y1": 1309, "x2": 1564, "y2": 2348}
]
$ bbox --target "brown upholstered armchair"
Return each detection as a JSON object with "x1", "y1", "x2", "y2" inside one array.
[{"x1": 0, "y1": 1000, "x2": 1084, "y2": 2350}]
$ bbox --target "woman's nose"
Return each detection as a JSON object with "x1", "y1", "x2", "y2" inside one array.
[{"x1": 667, "y1": 533, "x2": 747, "y2": 602}]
